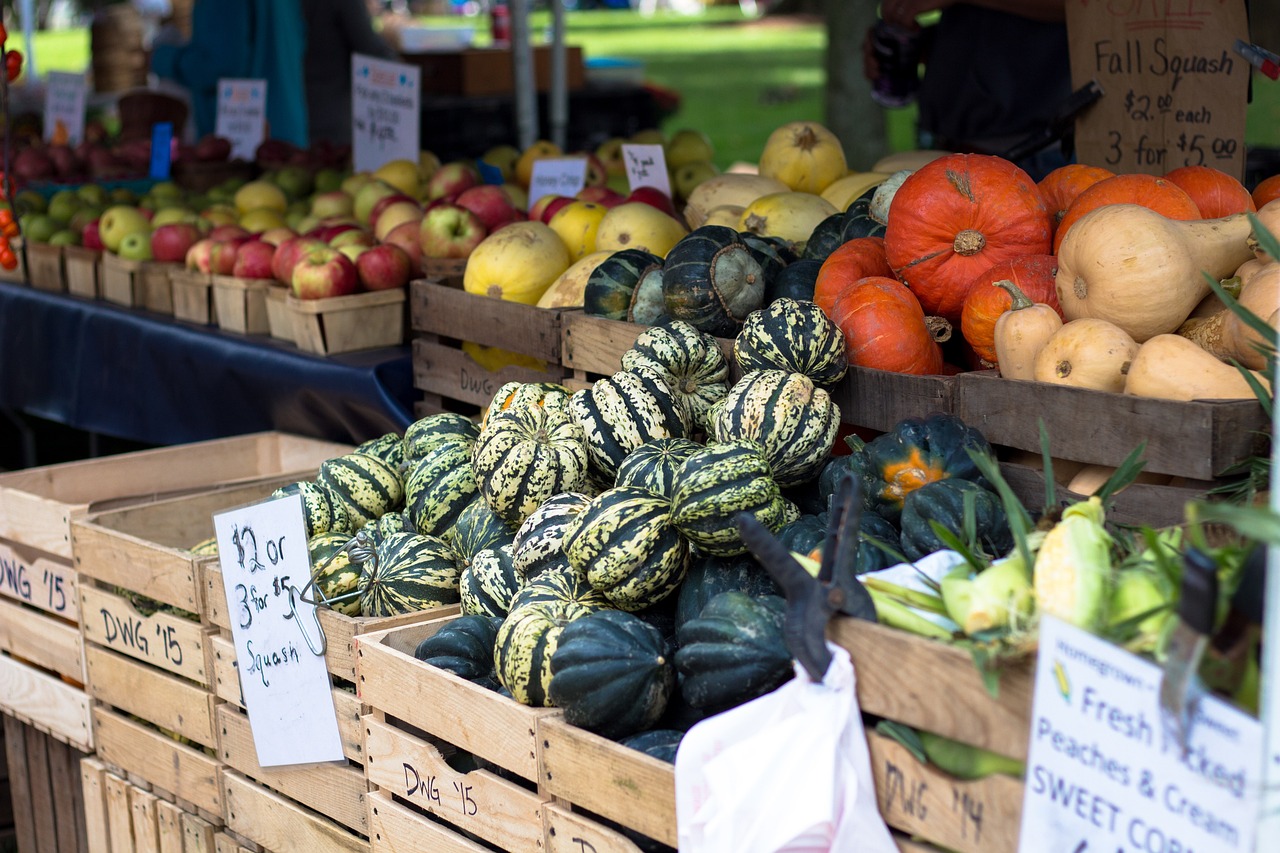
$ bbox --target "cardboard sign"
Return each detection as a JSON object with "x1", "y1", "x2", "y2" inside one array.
[
  {"x1": 527, "y1": 158, "x2": 588, "y2": 211},
  {"x1": 213, "y1": 495, "x2": 344, "y2": 768},
  {"x1": 623, "y1": 143, "x2": 672, "y2": 197},
  {"x1": 352, "y1": 54, "x2": 421, "y2": 173},
  {"x1": 43, "y1": 71, "x2": 86, "y2": 145},
  {"x1": 215, "y1": 78, "x2": 268, "y2": 161},
  {"x1": 1066, "y1": 0, "x2": 1250, "y2": 179},
  {"x1": 1018, "y1": 616, "x2": 1263, "y2": 853}
]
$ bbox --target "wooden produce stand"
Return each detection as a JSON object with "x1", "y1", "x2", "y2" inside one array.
[
  {"x1": 4, "y1": 714, "x2": 88, "y2": 853},
  {"x1": 81, "y1": 757, "x2": 219, "y2": 853}
]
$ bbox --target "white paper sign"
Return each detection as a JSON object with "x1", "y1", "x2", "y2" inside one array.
[
  {"x1": 215, "y1": 78, "x2": 267, "y2": 161},
  {"x1": 351, "y1": 54, "x2": 420, "y2": 173},
  {"x1": 623, "y1": 143, "x2": 671, "y2": 197},
  {"x1": 214, "y1": 495, "x2": 344, "y2": 768},
  {"x1": 43, "y1": 71, "x2": 86, "y2": 145},
  {"x1": 527, "y1": 158, "x2": 588, "y2": 211},
  {"x1": 1019, "y1": 616, "x2": 1263, "y2": 853}
]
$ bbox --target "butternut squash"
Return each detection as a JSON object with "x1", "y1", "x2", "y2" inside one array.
[
  {"x1": 1124, "y1": 334, "x2": 1270, "y2": 401},
  {"x1": 1236, "y1": 257, "x2": 1268, "y2": 284},
  {"x1": 1183, "y1": 275, "x2": 1243, "y2": 322},
  {"x1": 1055, "y1": 204, "x2": 1255, "y2": 342},
  {"x1": 1067, "y1": 465, "x2": 1171, "y2": 496},
  {"x1": 1033, "y1": 318, "x2": 1139, "y2": 392},
  {"x1": 1250, "y1": 199, "x2": 1280, "y2": 262},
  {"x1": 1177, "y1": 262, "x2": 1279, "y2": 369},
  {"x1": 992, "y1": 280, "x2": 1062, "y2": 380}
]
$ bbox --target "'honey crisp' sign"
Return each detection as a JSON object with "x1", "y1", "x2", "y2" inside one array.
[{"x1": 1066, "y1": 0, "x2": 1249, "y2": 179}]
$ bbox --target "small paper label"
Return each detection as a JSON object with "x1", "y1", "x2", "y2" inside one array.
[
  {"x1": 214, "y1": 495, "x2": 344, "y2": 768},
  {"x1": 527, "y1": 158, "x2": 588, "y2": 211},
  {"x1": 1018, "y1": 616, "x2": 1263, "y2": 853},
  {"x1": 623, "y1": 143, "x2": 671, "y2": 197},
  {"x1": 351, "y1": 54, "x2": 421, "y2": 173},
  {"x1": 215, "y1": 78, "x2": 268, "y2": 161},
  {"x1": 43, "y1": 71, "x2": 87, "y2": 145}
]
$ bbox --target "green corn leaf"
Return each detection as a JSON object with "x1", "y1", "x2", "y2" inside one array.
[
  {"x1": 875, "y1": 720, "x2": 929, "y2": 764},
  {"x1": 969, "y1": 449, "x2": 1034, "y2": 574},
  {"x1": 1247, "y1": 212, "x2": 1280, "y2": 266},
  {"x1": 1094, "y1": 443, "x2": 1148, "y2": 505},
  {"x1": 1039, "y1": 419, "x2": 1057, "y2": 513}
]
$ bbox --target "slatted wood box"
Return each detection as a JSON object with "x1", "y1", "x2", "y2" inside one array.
[
  {"x1": 288, "y1": 290, "x2": 406, "y2": 356},
  {"x1": 213, "y1": 276, "x2": 272, "y2": 335},
  {"x1": 411, "y1": 278, "x2": 566, "y2": 415},
  {"x1": 5, "y1": 714, "x2": 89, "y2": 853},
  {"x1": 172, "y1": 269, "x2": 216, "y2": 325},
  {"x1": 82, "y1": 757, "x2": 221, "y2": 853},
  {"x1": 26, "y1": 242, "x2": 66, "y2": 293},
  {"x1": 221, "y1": 770, "x2": 370, "y2": 853},
  {"x1": 101, "y1": 255, "x2": 179, "y2": 314},
  {"x1": 355, "y1": 615, "x2": 553, "y2": 851},
  {"x1": 64, "y1": 246, "x2": 101, "y2": 299}
]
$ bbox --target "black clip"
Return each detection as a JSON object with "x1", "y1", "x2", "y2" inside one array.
[
  {"x1": 1002, "y1": 80, "x2": 1104, "y2": 164},
  {"x1": 736, "y1": 473, "x2": 878, "y2": 683}
]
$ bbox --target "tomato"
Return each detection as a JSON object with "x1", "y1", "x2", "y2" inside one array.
[{"x1": 5, "y1": 50, "x2": 22, "y2": 82}]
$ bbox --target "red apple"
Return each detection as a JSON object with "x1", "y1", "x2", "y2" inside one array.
[
  {"x1": 308, "y1": 221, "x2": 362, "y2": 244},
  {"x1": 271, "y1": 236, "x2": 325, "y2": 283},
  {"x1": 233, "y1": 240, "x2": 277, "y2": 279},
  {"x1": 626, "y1": 186, "x2": 679, "y2": 220},
  {"x1": 356, "y1": 244, "x2": 412, "y2": 291},
  {"x1": 259, "y1": 226, "x2": 296, "y2": 246},
  {"x1": 186, "y1": 238, "x2": 214, "y2": 273},
  {"x1": 151, "y1": 223, "x2": 202, "y2": 263},
  {"x1": 425, "y1": 161, "x2": 481, "y2": 201},
  {"x1": 576, "y1": 186, "x2": 626, "y2": 208},
  {"x1": 208, "y1": 224, "x2": 251, "y2": 242},
  {"x1": 368, "y1": 194, "x2": 418, "y2": 229},
  {"x1": 82, "y1": 218, "x2": 104, "y2": 251},
  {"x1": 382, "y1": 220, "x2": 424, "y2": 277},
  {"x1": 291, "y1": 244, "x2": 359, "y2": 299},
  {"x1": 211, "y1": 237, "x2": 251, "y2": 275},
  {"x1": 454, "y1": 185, "x2": 521, "y2": 233},
  {"x1": 535, "y1": 195, "x2": 576, "y2": 225},
  {"x1": 419, "y1": 203, "x2": 487, "y2": 260},
  {"x1": 194, "y1": 135, "x2": 233, "y2": 162}
]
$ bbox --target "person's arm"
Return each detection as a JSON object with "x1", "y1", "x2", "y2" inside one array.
[
  {"x1": 151, "y1": 1, "x2": 253, "y2": 90},
  {"x1": 336, "y1": 0, "x2": 399, "y2": 61},
  {"x1": 881, "y1": 0, "x2": 1065, "y2": 28}
]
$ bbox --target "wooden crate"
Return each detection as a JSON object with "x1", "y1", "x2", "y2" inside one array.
[
  {"x1": 411, "y1": 279, "x2": 566, "y2": 414},
  {"x1": 421, "y1": 258, "x2": 466, "y2": 288},
  {"x1": 172, "y1": 269, "x2": 215, "y2": 325},
  {"x1": 86, "y1": 642, "x2": 218, "y2": 748},
  {"x1": 27, "y1": 242, "x2": 66, "y2": 293},
  {"x1": 955, "y1": 370, "x2": 1269, "y2": 480},
  {"x1": 221, "y1": 770, "x2": 369, "y2": 853},
  {"x1": 289, "y1": 290, "x2": 405, "y2": 356},
  {"x1": 213, "y1": 276, "x2": 271, "y2": 335},
  {"x1": 82, "y1": 757, "x2": 221, "y2": 853},
  {"x1": 263, "y1": 284, "x2": 294, "y2": 342},
  {"x1": 4, "y1": 714, "x2": 89, "y2": 853},
  {"x1": 0, "y1": 431, "x2": 350, "y2": 561},
  {"x1": 100, "y1": 253, "x2": 143, "y2": 307},
  {"x1": 64, "y1": 246, "x2": 101, "y2": 299},
  {"x1": 141, "y1": 262, "x2": 181, "y2": 315},
  {"x1": 366, "y1": 791, "x2": 495, "y2": 853},
  {"x1": 559, "y1": 312, "x2": 735, "y2": 386},
  {"x1": 92, "y1": 706, "x2": 224, "y2": 820},
  {"x1": 355, "y1": 616, "x2": 552, "y2": 782}
]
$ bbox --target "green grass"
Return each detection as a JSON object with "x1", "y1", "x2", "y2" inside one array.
[{"x1": 21, "y1": 11, "x2": 1280, "y2": 167}]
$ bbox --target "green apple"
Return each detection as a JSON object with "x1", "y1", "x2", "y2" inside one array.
[
  {"x1": 48, "y1": 229, "x2": 80, "y2": 247},
  {"x1": 207, "y1": 186, "x2": 234, "y2": 204},
  {"x1": 314, "y1": 168, "x2": 345, "y2": 194},
  {"x1": 341, "y1": 172, "x2": 374, "y2": 197},
  {"x1": 47, "y1": 190, "x2": 81, "y2": 224},
  {"x1": 276, "y1": 166, "x2": 314, "y2": 200},
  {"x1": 77, "y1": 184, "x2": 108, "y2": 207},
  {"x1": 99, "y1": 205, "x2": 152, "y2": 252},
  {"x1": 151, "y1": 181, "x2": 184, "y2": 202},
  {"x1": 152, "y1": 207, "x2": 199, "y2": 228},
  {"x1": 69, "y1": 207, "x2": 103, "y2": 234},
  {"x1": 21, "y1": 213, "x2": 60, "y2": 243},
  {"x1": 672, "y1": 160, "x2": 722, "y2": 200},
  {"x1": 665, "y1": 128, "x2": 716, "y2": 169},
  {"x1": 14, "y1": 190, "x2": 47, "y2": 215},
  {"x1": 117, "y1": 231, "x2": 153, "y2": 261},
  {"x1": 110, "y1": 188, "x2": 138, "y2": 205},
  {"x1": 353, "y1": 180, "x2": 399, "y2": 226}
]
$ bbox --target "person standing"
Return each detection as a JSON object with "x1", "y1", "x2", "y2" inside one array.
[
  {"x1": 303, "y1": 0, "x2": 401, "y2": 147},
  {"x1": 150, "y1": 0, "x2": 309, "y2": 147},
  {"x1": 864, "y1": 0, "x2": 1072, "y2": 179}
]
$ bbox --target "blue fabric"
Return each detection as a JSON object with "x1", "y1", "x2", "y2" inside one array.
[
  {"x1": 0, "y1": 282, "x2": 412, "y2": 446},
  {"x1": 151, "y1": 0, "x2": 309, "y2": 147}
]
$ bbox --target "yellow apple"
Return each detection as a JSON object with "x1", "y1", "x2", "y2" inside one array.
[
  {"x1": 500, "y1": 183, "x2": 528, "y2": 212},
  {"x1": 341, "y1": 172, "x2": 374, "y2": 197},
  {"x1": 374, "y1": 159, "x2": 422, "y2": 198},
  {"x1": 373, "y1": 200, "x2": 424, "y2": 243},
  {"x1": 418, "y1": 150, "x2": 442, "y2": 184},
  {"x1": 239, "y1": 207, "x2": 287, "y2": 233},
  {"x1": 548, "y1": 201, "x2": 608, "y2": 262},
  {"x1": 200, "y1": 204, "x2": 239, "y2": 227},
  {"x1": 672, "y1": 160, "x2": 722, "y2": 201},
  {"x1": 629, "y1": 128, "x2": 666, "y2": 147},
  {"x1": 665, "y1": 128, "x2": 715, "y2": 169},
  {"x1": 234, "y1": 181, "x2": 288, "y2": 215},
  {"x1": 595, "y1": 202, "x2": 688, "y2": 258},
  {"x1": 595, "y1": 137, "x2": 627, "y2": 177},
  {"x1": 482, "y1": 144, "x2": 522, "y2": 182},
  {"x1": 353, "y1": 180, "x2": 400, "y2": 226},
  {"x1": 514, "y1": 140, "x2": 563, "y2": 188}
]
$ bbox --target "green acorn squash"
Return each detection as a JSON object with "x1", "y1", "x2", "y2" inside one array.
[
  {"x1": 674, "y1": 591, "x2": 792, "y2": 712},
  {"x1": 662, "y1": 225, "x2": 765, "y2": 338},
  {"x1": 839, "y1": 197, "x2": 886, "y2": 243},
  {"x1": 619, "y1": 729, "x2": 684, "y2": 762},
  {"x1": 675, "y1": 554, "x2": 781, "y2": 629},
  {"x1": 414, "y1": 614, "x2": 504, "y2": 683},
  {"x1": 584, "y1": 248, "x2": 664, "y2": 319},
  {"x1": 764, "y1": 257, "x2": 821, "y2": 304},
  {"x1": 802, "y1": 211, "x2": 848, "y2": 261},
  {"x1": 899, "y1": 478, "x2": 1012, "y2": 562}
]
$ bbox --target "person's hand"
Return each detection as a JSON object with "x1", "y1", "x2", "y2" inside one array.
[{"x1": 879, "y1": 0, "x2": 952, "y2": 30}]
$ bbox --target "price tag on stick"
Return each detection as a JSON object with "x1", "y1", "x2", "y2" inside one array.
[
  {"x1": 215, "y1": 78, "x2": 268, "y2": 161},
  {"x1": 622, "y1": 143, "x2": 671, "y2": 197},
  {"x1": 43, "y1": 71, "x2": 86, "y2": 145},
  {"x1": 1017, "y1": 616, "x2": 1263, "y2": 853},
  {"x1": 214, "y1": 496, "x2": 344, "y2": 768},
  {"x1": 1065, "y1": 0, "x2": 1250, "y2": 179},
  {"x1": 527, "y1": 158, "x2": 588, "y2": 211},
  {"x1": 351, "y1": 54, "x2": 421, "y2": 174}
]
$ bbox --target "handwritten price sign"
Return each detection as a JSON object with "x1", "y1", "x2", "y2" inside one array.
[
  {"x1": 215, "y1": 79, "x2": 267, "y2": 161},
  {"x1": 43, "y1": 71, "x2": 86, "y2": 145},
  {"x1": 214, "y1": 495, "x2": 343, "y2": 767},
  {"x1": 623, "y1": 143, "x2": 671, "y2": 197},
  {"x1": 527, "y1": 158, "x2": 588, "y2": 210},
  {"x1": 352, "y1": 54, "x2": 420, "y2": 173},
  {"x1": 1066, "y1": 0, "x2": 1249, "y2": 178}
]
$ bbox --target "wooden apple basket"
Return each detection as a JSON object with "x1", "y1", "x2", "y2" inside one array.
[
  {"x1": 286, "y1": 288, "x2": 406, "y2": 355},
  {"x1": 101, "y1": 253, "x2": 178, "y2": 314},
  {"x1": 25, "y1": 242, "x2": 66, "y2": 293},
  {"x1": 63, "y1": 246, "x2": 101, "y2": 298},
  {"x1": 263, "y1": 282, "x2": 295, "y2": 342},
  {"x1": 211, "y1": 274, "x2": 271, "y2": 335},
  {"x1": 170, "y1": 268, "x2": 214, "y2": 325}
]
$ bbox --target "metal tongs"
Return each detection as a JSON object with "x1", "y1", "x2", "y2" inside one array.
[{"x1": 736, "y1": 473, "x2": 878, "y2": 682}]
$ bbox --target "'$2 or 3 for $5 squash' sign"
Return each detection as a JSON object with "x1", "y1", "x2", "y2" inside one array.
[{"x1": 213, "y1": 494, "x2": 344, "y2": 768}]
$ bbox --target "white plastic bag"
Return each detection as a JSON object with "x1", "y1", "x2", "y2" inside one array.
[{"x1": 674, "y1": 643, "x2": 898, "y2": 853}]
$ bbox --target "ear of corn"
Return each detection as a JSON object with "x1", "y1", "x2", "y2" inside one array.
[{"x1": 1032, "y1": 496, "x2": 1112, "y2": 631}]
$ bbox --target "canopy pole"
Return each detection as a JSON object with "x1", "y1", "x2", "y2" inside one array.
[
  {"x1": 509, "y1": 0, "x2": 537, "y2": 150},
  {"x1": 20, "y1": 0, "x2": 35, "y2": 79},
  {"x1": 549, "y1": 0, "x2": 567, "y2": 150}
]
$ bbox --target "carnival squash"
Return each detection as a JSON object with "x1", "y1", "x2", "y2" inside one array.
[
  {"x1": 1033, "y1": 319, "x2": 1138, "y2": 392},
  {"x1": 992, "y1": 280, "x2": 1063, "y2": 381},
  {"x1": 812, "y1": 236, "x2": 892, "y2": 319},
  {"x1": 959, "y1": 254, "x2": 1060, "y2": 364},
  {"x1": 1163, "y1": 165, "x2": 1255, "y2": 219},
  {"x1": 884, "y1": 154, "x2": 1052, "y2": 321},
  {"x1": 1124, "y1": 334, "x2": 1270, "y2": 401},
  {"x1": 1178, "y1": 263, "x2": 1279, "y2": 370},
  {"x1": 828, "y1": 276, "x2": 946, "y2": 375},
  {"x1": 1055, "y1": 204, "x2": 1255, "y2": 342},
  {"x1": 1052, "y1": 173, "x2": 1201, "y2": 253}
]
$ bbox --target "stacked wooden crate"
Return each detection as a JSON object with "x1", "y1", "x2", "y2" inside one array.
[
  {"x1": 81, "y1": 757, "x2": 219, "y2": 853},
  {"x1": 5, "y1": 715, "x2": 88, "y2": 853}
]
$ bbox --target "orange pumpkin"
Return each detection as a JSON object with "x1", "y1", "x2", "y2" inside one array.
[
  {"x1": 812, "y1": 236, "x2": 893, "y2": 318},
  {"x1": 959, "y1": 254, "x2": 1061, "y2": 365},
  {"x1": 1163, "y1": 165, "x2": 1255, "y2": 218},
  {"x1": 1252, "y1": 174, "x2": 1280, "y2": 210},
  {"x1": 829, "y1": 275, "x2": 945, "y2": 375},
  {"x1": 883, "y1": 153, "x2": 1052, "y2": 322},
  {"x1": 1053, "y1": 173, "x2": 1201, "y2": 252},
  {"x1": 1038, "y1": 164, "x2": 1113, "y2": 226}
]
